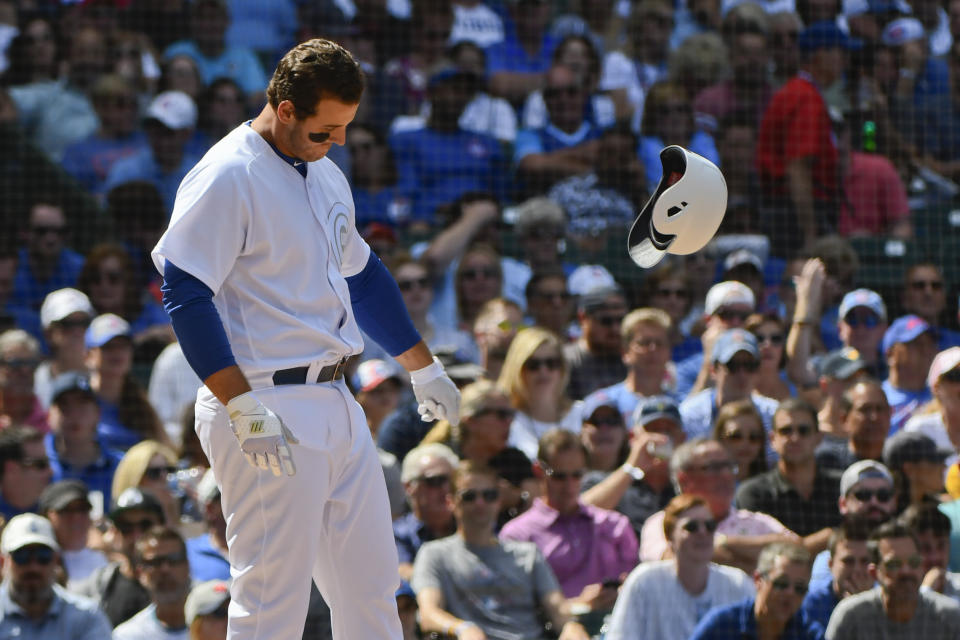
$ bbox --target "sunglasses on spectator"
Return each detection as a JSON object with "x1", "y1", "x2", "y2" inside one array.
[
  {"x1": 716, "y1": 309, "x2": 750, "y2": 323},
  {"x1": 1, "y1": 358, "x2": 41, "y2": 369},
  {"x1": 10, "y1": 546, "x2": 55, "y2": 566},
  {"x1": 850, "y1": 487, "x2": 893, "y2": 502},
  {"x1": 139, "y1": 552, "x2": 187, "y2": 569},
  {"x1": 589, "y1": 415, "x2": 623, "y2": 428},
  {"x1": 458, "y1": 488, "x2": 500, "y2": 503},
  {"x1": 544, "y1": 85, "x2": 582, "y2": 99},
  {"x1": 531, "y1": 290, "x2": 571, "y2": 302},
  {"x1": 349, "y1": 141, "x2": 376, "y2": 153},
  {"x1": 755, "y1": 333, "x2": 784, "y2": 346},
  {"x1": 19, "y1": 457, "x2": 50, "y2": 471},
  {"x1": 525, "y1": 227, "x2": 563, "y2": 240},
  {"x1": 30, "y1": 225, "x2": 66, "y2": 236},
  {"x1": 774, "y1": 424, "x2": 815, "y2": 438},
  {"x1": 593, "y1": 315, "x2": 624, "y2": 328},
  {"x1": 941, "y1": 368, "x2": 960, "y2": 383},
  {"x1": 143, "y1": 466, "x2": 176, "y2": 481},
  {"x1": 114, "y1": 518, "x2": 159, "y2": 535},
  {"x1": 689, "y1": 461, "x2": 739, "y2": 475},
  {"x1": 543, "y1": 467, "x2": 585, "y2": 481},
  {"x1": 681, "y1": 518, "x2": 718, "y2": 534},
  {"x1": 633, "y1": 337, "x2": 668, "y2": 350},
  {"x1": 461, "y1": 268, "x2": 498, "y2": 281},
  {"x1": 909, "y1": 280, "x2": 943, "y2": 292},
  {"x1": 523, "y1": 357, "x2": 562, "y2": 372},
  {"x1": 768, "y1": 575, "x2": 808, "y2": 595},
  {"x1": 474, "y1": 407, "x2": 515, "y2": 421},
  {"x1": 417, "y1": 474, "x2": 450, "y2": 488},
  {"x1": 882, "y1": 555, "x2": 923, "y2": 573},
  {"x1": 94, "y1": 271, "x2": 123, "y2": 285},
  {"x1": 397, "y1": 277, "x2": 430, "y2": 292},
  {"x1": 724, "y1": 430, "x2": 763, "y2": 443},
  {"x1": 843, "y1": 312, "x2": 880, "y2": 328},
  {"x1": 656, "y1": 288, "x2": 689, "y2": 299},
  {"x1": 724, "y1": 360, "x2": 759, "y2": 374},
  {"x1": 55, "y1": 317, "x2": 91, "y2": 329}
]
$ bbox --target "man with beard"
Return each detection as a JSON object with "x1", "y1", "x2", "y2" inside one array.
[
  {"x1": 826, "y1": 521, "x2": 960, "y2": 638},
  {"x1": 808, "y1": 460, "x2": 898, "y2": 587},
  {"x1": 113, "y1": 526, "x2": 192, "y2": 639},
  {"x1": 0, "y1": 513, "x2": 111, "y2": 638}
]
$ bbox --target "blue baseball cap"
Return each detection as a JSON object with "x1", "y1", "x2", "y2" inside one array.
[
  {"x1": 882, "y1": 315, "x2": 934, "y2": 354},
  {"x1": 839, "y1": 288, "x2": 887, "y2": 323},
  {"x1": 85, "y1": 313, "x2": 132, "y2": 349},
  {"x1": 798, "y1": 21, "x2": 859, "y2": 53},
  {"x1": 712, "y1": 328, "x2": 759, "y2": 364}
]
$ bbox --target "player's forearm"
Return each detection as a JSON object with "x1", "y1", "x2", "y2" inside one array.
[
  {"x1": 205, "y1": 365, "x2": 252, "y2": 406},
  {"x1": 395, "y1": 341, "x2": 436, "y2": 372}
]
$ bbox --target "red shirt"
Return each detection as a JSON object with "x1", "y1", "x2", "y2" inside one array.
[
  {"x1": 756, "y1": 74, "x2": 838, "y2": 201},
  {"x1": 840, "y1": 151, "x2": 909, "y2": 235}
]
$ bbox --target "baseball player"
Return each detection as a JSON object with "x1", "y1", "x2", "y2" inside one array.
[{"x1": 151, "y1": 40, "x2": 461, "y2": 639}]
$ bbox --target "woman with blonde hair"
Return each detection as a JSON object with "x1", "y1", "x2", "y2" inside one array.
[
  {"x1": 498, "y1": 327, "x2": 584, "y2": 460},
  {"x1": 112, "y1": 440, "x2": 181, "y2": 527}
]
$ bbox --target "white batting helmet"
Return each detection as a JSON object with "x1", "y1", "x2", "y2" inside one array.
[{"x1": 627, "y1": 145, "x2": 727, "y2": 269}]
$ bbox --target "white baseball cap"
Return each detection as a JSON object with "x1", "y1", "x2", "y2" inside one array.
[
  {"x1": 40, "y1": 288, "x2": 94, "y2": 329},
  {"x1": 185, "y1": 580, "x2": 231, "y2": 625},
  {"x1": 929, "y1": 347, "x2": 960, "y2": 389},
  {"x1": 145, "y1": 90, "x2": 197, "y2": 130},
  {"x1": 85, "y1": 313, "x2": 132, "y2": 349},
  {"x1": 705, "y1": 281, "x2": 755, "y2": 316},
  {"x1": 567, "y1": 264, "x2": 616, "y2": 296},
  {"x1": 627, "y1": 145, "x2": 727, "y2": 268},
  {"x1": 1, "y1": 513, "x2": 60, "y2": 553},
  {"x1": 352, "y1": 359, "x2": 403, "y2": 393},
  {"x1": 882, "y1": 17, "x2": 925, "y2": 47}
]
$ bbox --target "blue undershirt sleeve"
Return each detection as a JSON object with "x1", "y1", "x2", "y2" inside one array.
[
  {"x1": 346, "y1": 252, "x2": 421, "y2": 357},
  {"x1": 161, "y1": 262, "x2": 237, "y2": 381}
]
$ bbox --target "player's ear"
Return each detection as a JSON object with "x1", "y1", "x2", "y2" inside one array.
[{"x1": 276, "y1": 100, "x2": 297, "y2": 124}]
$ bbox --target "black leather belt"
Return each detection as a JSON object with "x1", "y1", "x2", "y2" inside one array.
[{"x1": 272, "y1": 357, "x2": 348, "y2": 385}]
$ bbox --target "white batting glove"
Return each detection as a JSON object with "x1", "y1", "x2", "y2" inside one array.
[
  {"x1": 410, "y1": 357, "x2": 461, "y2": 426},
  {"x1": 226, "y1": 392, "x2": 299, "y2": 477}
]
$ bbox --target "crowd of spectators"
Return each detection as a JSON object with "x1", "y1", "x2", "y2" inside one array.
[{"x1": 3, "y1": 0, "x2": 960, "y2": 638}]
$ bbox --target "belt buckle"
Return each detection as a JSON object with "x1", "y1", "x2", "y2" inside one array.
[{"x1": 331, "y1": 357, "x2": 346, "y2": 380}]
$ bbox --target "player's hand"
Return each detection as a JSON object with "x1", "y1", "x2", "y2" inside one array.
[
  {"x1": 226, "y1": 392, "x2": 299, "y2": 477},
  {"x1": 410, "y1": 357, "x2": 461, "y2": 425}
]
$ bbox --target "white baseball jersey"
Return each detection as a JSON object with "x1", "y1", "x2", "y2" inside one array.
[{"x1": 151, "y1": 124, "x2": 369, "y2": 378}]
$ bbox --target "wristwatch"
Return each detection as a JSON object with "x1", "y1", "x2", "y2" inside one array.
[{"x1": 620, "y1": 463, "x2": 645, "y2": 482}]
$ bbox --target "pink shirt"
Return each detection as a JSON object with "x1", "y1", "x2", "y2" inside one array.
[
  {"x1": 640, "y1": 508, "x2": 790, "y2": 562},
  {"x1": 500, "y1": 498, "x2": 639, "y2": 598},
  {"x1": 839, "y1": 151, "x2": 909, "y2": 236}
]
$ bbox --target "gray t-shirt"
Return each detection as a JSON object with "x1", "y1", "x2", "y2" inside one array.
[
  {"x1": 826, "y1": 587, "x2": 960, "y2": 639},
  {"x1": 412, "y1": 536, "x2": 560, "y2": 640}
]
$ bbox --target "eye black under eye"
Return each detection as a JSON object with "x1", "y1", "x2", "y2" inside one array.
[{"x1": 309, "y1": 132, "x2": 330, "y2": 143}]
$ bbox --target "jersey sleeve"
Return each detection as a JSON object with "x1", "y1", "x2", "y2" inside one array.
[{"x1": 152, "y1": 161, "x2": 252, "y2": 294}]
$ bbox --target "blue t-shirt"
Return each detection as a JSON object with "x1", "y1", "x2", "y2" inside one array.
[
  {"x1": 185, "y1": 532, "x2": 231, "y2": 582},
  {"x1": 44, "y1": 432, "x2": 122, "y2": 508},
  {"x1": 104, "y1": 146, "x2": 206, "y2": 216},
  {"x1": 60, "y1": 132, "x2": 146, "y2": 194},
  {"x1": 96, "y1": 399, "x2": 143, "y2": 452},
  {"x1": 675, "y1": 351, "x2": 704, "y2": 399},
  {"x1": 485, "y1": 29, "x2": 557, "y2": 76},
  {"x1": 11, "y1": 248, "x2": 85, "y2": 312},
  {"x1": 800, "y1": 581, "x2": 840, "y2": 631},
  {"x1": 163, "y1": 40, "x2": 268, "y2": 94},
  {"x1": 351, "y1": 186, "x2": 412, "y2": 229},
  {"x1": 689, "y1": 597, "x2": 824, "y2": 640},
  {"x1": 389, "y1": 128, "x2": 506, "y2": 223},
  {"x1": 882, "y1": 379, "x2": 932, "y2": 435}
]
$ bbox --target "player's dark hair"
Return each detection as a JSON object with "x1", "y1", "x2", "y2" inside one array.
[
  {"x1": 773, "y1": 397, "x2": 820, "y2": 433},
  {"x1": 828, "y1": 513, "x2": 872, "y2": 556},
  {"x1": 267, "y1": 39, "x2": 364, "y2": 118},
  {"x1": 900, "y1": 498, "x2": 952, "y2": 538}
]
